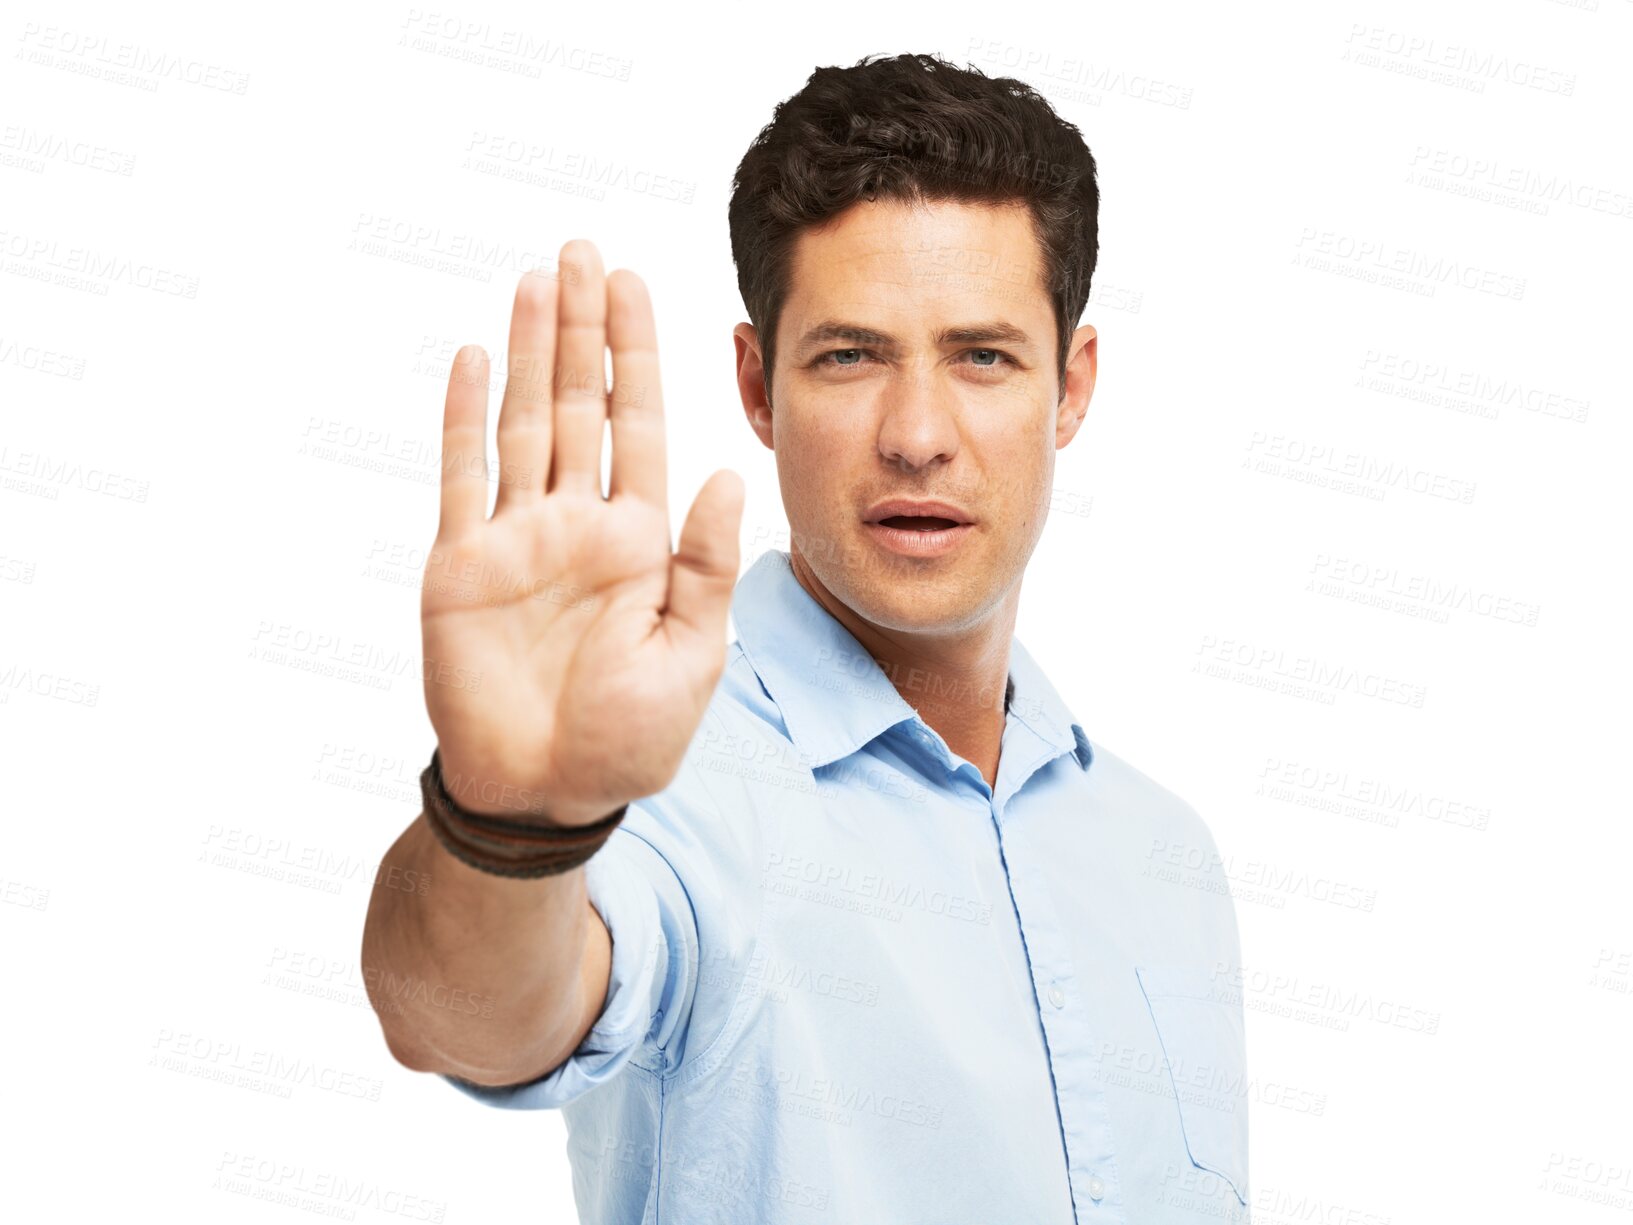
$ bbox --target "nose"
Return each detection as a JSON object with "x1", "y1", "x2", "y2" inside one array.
[{"x1": 876, "y1": 367, "x2": 959, "y2": 473}]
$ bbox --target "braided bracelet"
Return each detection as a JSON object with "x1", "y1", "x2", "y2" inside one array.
[{"x1": 419, "y1": 749, "x2": 628, "y2": 879}]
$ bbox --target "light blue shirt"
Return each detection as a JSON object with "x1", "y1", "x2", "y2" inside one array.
[{"x1": 444, "y1": 548, "x2": 1250, "y2": 1224}]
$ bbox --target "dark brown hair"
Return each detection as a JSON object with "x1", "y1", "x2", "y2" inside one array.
[{"x1": 728, "y1": 52, "x2": 1100, "y2": 403}]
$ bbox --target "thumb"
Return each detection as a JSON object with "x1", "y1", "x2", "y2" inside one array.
[{"x1": 664, "y1": 468, "x2": 744, "y2": 644}]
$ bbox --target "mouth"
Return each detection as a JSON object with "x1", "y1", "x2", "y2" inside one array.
[
  {"x1": 873, "y1": 515, "x2": 962, "y2": 531},
  {"x1": 861, "y1": 512, "x2": 976, "y2": 559},
  {"x1": 862, "y1": 498, "x2": 974, "y2": 528}
]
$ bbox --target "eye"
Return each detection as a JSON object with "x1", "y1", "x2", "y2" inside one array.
[
  {"x1": 817, "y1": 348, "x2": 872, "y2": 368},
  {"x1": 963, "y1": 348, "x2": 1014, "y2": 369},
  {"x1": 812, "y1": 348, "x2": 1016, "y2": 372}
]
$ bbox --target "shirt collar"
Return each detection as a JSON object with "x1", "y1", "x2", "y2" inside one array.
[{"x1": 731, "y1": 549, "x2": 1091, "y2": 773}]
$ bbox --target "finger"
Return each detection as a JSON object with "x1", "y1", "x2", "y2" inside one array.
[
  {"x1": 663, "y1": 469, "x2": 745, "y2": 647},
  {"x1": 493, "y1": 270, "x2": 558, "y2": 515},
  {"x1": 439, "y1": 345, "x2": 490, "y2": 536},
  {"x1": 605, "y1": 269, "x2": 667, "y2": 512},
  {"x1": 550, "y1": 239, "x2": 608, "y2": 496}
]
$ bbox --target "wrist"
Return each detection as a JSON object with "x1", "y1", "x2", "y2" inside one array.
[
  {"x1": 421, "y1": 750, "x2": 628, "y2": 879},
  {"x1": 432, "y1": 750, "x2": 623, "y2": 825}
]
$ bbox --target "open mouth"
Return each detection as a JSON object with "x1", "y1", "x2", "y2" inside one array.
[
  {"x1": 863, "y1": 514, "x2": 974, "y2": 557},
  {"x1": 875, "y1": 516, "x2": 961, "y2": 531}
]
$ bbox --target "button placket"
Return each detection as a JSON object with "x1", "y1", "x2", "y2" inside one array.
[{"x1": 990, "y1": 785, "x2": 1125, "y2": 1222}]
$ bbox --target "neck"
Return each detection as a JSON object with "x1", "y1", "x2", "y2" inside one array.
[{"x1": 788, "y1": 548, "x2": 1016, "y2": 789}]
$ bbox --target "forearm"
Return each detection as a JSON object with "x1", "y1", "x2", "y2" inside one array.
[{"x1": 361, "y1": 812, "x2": 609, "y2": 1086}]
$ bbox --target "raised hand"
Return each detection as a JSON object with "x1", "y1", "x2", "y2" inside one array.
[{"x1": 420, "y1": 240, "x2": 743, "y2": 823}]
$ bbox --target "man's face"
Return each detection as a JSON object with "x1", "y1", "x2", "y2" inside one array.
[{"x1": 734, "y1": 196, "x2": 1095, "y2": 636}]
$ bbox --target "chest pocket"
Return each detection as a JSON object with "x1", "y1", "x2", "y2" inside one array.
[{"x1": 1135, "y1": 964, "x2": 1250, "y2": 1205}]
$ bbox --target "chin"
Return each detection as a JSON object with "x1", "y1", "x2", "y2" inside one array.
[{"x1": 852, "y1": 571, "x2": 973, "y2": 628}]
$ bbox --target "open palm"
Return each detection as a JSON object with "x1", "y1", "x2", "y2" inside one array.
[{"x1": 421, "y1": 240, "x2": 743, "y2": 823}]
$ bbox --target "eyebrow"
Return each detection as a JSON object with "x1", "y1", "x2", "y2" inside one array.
[{"x1": 793, "y1": 320, "x2": 1036, "y2": 360}]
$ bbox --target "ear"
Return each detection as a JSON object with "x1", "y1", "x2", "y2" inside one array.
[
  {"x1": 734, "y1": 322, "x2": 775, "y2": 450},
  {"x1": 1055, "y1": 324, "x2": 1096, "y2": 449}
]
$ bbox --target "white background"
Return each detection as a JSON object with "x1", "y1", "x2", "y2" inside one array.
[{"x1": 4, "y1": 1, "x2": 1629, "y2": 1221}]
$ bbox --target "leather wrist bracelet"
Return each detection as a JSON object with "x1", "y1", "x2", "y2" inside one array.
[{"x1": 419, "y1": 749, "x2": 628, "y2": 879}]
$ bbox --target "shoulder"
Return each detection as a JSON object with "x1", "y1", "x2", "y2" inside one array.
[
  {"x1": 1084, "y1": 737, "x2": 1214, "y2": 836},
  {"x1": 617, "y1": 641, "x2": 782, "y2": 870},
  {"x1": 1082, "y1": 735, "x2": 1244, "y2": 962},
  {"x1": 667, "y1": 641, "x2": 805, "y2": 809}
]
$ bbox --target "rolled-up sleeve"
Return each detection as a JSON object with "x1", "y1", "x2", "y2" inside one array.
[{"x1": 440, "y1": 817, "x2": 699, "y2": 1111}]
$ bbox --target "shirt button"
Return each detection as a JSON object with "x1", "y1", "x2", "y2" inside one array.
[
  {"x1": 1088, "y1": 1175, "x2": 1105, "y2": 1201},
  {"x1": 1048, "y1": 985, "x2": 1066, "y2": 1009}
]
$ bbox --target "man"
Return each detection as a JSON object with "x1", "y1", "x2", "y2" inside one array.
[{"x1": 363, "y1": 51, "x2": 1249, "y2": 1224}]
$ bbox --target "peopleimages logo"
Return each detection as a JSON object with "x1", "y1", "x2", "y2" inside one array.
[
  {"x1": 1341, "y1": 24, "x2": 1577, "y2": 96},
  {"x1": 1244, "y1": 431, "x2": 1478, "y2": 504},
  {"x1": 1309, "y1": 554, "x2": 1541, "y2": 627},
  {"x1": 1292, "y1": 227, "x2": 1526, "y2": 301},
  {"x1": 1195, "y1": 636, "x2": 1428, "y2": 709},
  {"x1": 1211, "y1": 964, "x2": 1442, "y2": 1035}
]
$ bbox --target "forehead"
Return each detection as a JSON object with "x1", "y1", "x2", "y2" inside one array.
[{"x1": 781, "y1": 197, "x2": 1050, "y2": 330}]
